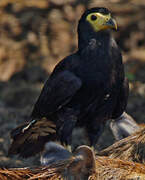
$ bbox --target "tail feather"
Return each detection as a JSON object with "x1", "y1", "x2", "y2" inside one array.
[{"x1": 8, "y1": 117, "x2": 57, "y2": 158}]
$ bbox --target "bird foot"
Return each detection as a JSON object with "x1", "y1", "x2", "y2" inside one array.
[{"x1": 63, "y1": 144, "x2": 72, "y2": 152}]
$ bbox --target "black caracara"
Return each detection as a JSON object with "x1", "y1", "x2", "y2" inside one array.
[{"x1": 9, "y1": 7, "x2": 131, "y2": 157}]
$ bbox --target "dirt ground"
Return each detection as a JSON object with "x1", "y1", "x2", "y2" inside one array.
[{"x1": 0, "y1": 0, "x2": 145, "y2": 168}]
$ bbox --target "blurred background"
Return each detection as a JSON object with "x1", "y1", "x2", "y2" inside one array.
[{"x1": 0, "y1": 0, "x2": 145, "y2": 168}]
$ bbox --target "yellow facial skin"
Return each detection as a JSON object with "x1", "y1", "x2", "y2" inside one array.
[{"x1": 86, "y1": 12, "x2": 117, "y2": 32}]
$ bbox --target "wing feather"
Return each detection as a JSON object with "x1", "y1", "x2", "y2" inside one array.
[
  {"x1": 32, "y1": 70, "x2": 82, "y2": 117},
  {"x1": 9, "y1": 71, "x2": 82, "y2": 157}
]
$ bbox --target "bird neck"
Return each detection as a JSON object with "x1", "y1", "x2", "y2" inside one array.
[{"x1": 78, "y1": 28, "x2": 111, "y2": 51}]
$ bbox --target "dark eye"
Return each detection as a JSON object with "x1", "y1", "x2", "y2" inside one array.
[{"x1": 91, "y1": 15, "x2": 97, "y2": 21}]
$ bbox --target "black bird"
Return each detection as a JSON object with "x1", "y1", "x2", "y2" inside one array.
[{"x1": 9, "y1": 7, "x2": 129, "y2": 157}]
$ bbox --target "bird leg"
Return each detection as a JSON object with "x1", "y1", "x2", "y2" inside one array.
[
  {"x1": 65, "y1": 145, "x2": 72, "y2": 152},
  {"x1": 60, "y1": 116, "x2": 77, "y2": 145},
  {"x1": 57, "y1": 108, "x2": 78, "y2": 149},
  {"x1": 86, "y1": 121, "x2": 105, "y2": 150}
]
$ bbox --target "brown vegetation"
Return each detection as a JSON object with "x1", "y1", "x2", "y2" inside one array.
[
  {"x1": 0, "y1": 145, "x2": 96, "y2": 180},
  {"x1": 0, "y1": 156, "x2": 145, "y2": 179},
  {"x1": 98, "y1": 125, "x2": 145, "y2": 164},
  {"x1": 0, "y1": 0, "x2": 145, "y2": 81},
  {"x1": 2, "y1": 141, "x2": 145, "y2": 179}
]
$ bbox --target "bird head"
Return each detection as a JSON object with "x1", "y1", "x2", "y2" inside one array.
[
  {"x1": 79, "y1": 7, "x2": 117, "y2": 32},
  {"x1": 77, "y1": 7, "x2": 117, "y2": 49}
]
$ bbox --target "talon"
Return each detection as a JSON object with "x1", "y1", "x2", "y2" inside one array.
[{"x1": 104, "y1": 94, "x2": 110, "y2": 100}]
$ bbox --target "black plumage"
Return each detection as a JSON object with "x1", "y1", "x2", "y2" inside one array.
[{"x1": 9, "y1": 7, "x2": 129, "y2": 157}]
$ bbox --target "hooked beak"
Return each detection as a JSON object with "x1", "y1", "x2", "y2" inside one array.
[{"x1": 105, "y1": 18, "x2": 117, "y2": 30}]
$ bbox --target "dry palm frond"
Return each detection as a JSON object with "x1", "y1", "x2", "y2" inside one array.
[
  {"x1": 92, "y1": 156, "x2": 145, "y2": 180},
  {"x1": 1, "y1": 156, "x2": 145, "y2": 180},
  {"x1": 1, "y1": 145, "x2": 96, "y2": 180},
  {"x1": 98, "y1": 126, "x2": 145, "y2": 164}
]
